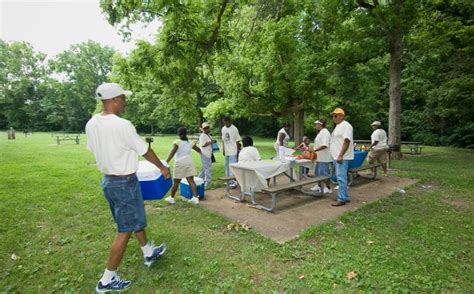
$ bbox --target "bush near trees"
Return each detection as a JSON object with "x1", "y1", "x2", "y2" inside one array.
[{"x1": 0, "y1": 1, "x2": 472, "y2": 148}]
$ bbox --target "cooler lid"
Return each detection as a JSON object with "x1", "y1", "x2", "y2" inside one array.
[
  {"x1": 137, "y1": 160, "x2": 169, "y2": 181},
  {"x1": 180, "y1": 176, "x2": 204, "y2": 185}
]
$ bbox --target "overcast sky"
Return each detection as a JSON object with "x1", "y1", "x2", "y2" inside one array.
[{"x1": 0, "y1": 0, "x2": 161, "y2": 57}]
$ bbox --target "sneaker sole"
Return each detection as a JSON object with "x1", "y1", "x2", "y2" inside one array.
[
  {"x1": 95, "y1": 284, "x2": 132, "y2": 293},
  {"x1": 144, "y1": 246, "x2": 167, "y2": 267}
]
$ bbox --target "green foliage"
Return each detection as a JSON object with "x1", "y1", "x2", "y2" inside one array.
[
  {"x1": 47, "y1": 41, "x2": 115, "y2": 131},
  {"x1": 0, "y1": 40, "x2": 48, "y2": 129}
]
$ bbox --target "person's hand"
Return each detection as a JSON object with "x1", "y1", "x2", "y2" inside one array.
[
  {"x1": 337, "y1": 155, "x2": 343, "y2": 164},
  {"x1": 160, "y1": 166, "x2": 170, "y2": 179}
]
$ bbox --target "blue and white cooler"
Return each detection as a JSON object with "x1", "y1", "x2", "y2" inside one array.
[
  {"x1": 137, "y1": 160, "x2": 172, "y2": 200},
  {"x1": 180, "y1": 176, "x2": 205, "y2": 199}
]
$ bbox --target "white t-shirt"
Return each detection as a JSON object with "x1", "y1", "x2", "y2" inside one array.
[
  {"x1": 314, "y1": 128, "x2": 332, "y2": 162},
  {"x1": 173, "y1": 140, "x2": 195, "y2": 162},
  {"x1": 238, "y1": 146, "x2": 261, "y2": 162},
  {"x1": 199, "y1": 133, "x2": 213, "y2": 158},
  {"x1": 275, "y1": 128, "x2": 290, "y2": 147},
  {"x1": 86, "y1": 114, "x2": 148, "y2": 175},
  {"x1": 371, "y1": 129, "x2": 389, "y2": 150},
  {"x1": 330, "y1": 120, "x2": 354, "y2": 160},
  {"x1": 221, "y1": 125, "x2": 241, "y2": 156}
]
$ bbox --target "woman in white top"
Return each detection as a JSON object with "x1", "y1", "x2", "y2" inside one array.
[
  {"x1": 274, "y1": 123, "x2": 291, "y2": 158},
  {"x1": 165, "y1": 127, "x2": 201, "y2": 205},
  {"x1": 310, "y1": 119, "x2": 332, "y2": 193},
  {"x1": 238, "y1": 136, "x2": 261, "y2": 162}
]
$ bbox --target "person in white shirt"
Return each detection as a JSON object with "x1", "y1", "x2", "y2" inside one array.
[
  {"x1": 198, "y1": 122, "x2": 215, "y2": 187},
  {"x1": 329, "y1": 107, "x2": 354, "y2": 206},
  {"x1": 86, "y1": 83, "x2": 169, "y2": 293},
  {"x1": 310, "y1": 119, "x2": 332, "y2": 194},
  {"x1": 165, "y1": 127, "x2": 202, "y2": 205},
  {"x1": 239, "y1": 136, "x2": 261, "y2": 162},
  {"x1": 221, "y1": 116, "x2": 241, "y2": 188},
  {"x1": 274, "y1": 123, "x2": 291, "y2": 159},
  {"x1": 368, "y1": 121, "x2": 389, "y2": 176}
]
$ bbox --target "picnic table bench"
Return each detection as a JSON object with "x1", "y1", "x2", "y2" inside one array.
[
  {"x1": 348, "y1": 163, "x2": 381, "y2": 185},
  {"x1": 259, "y1": 176, "x2": 330, "y2": 212},
  {"x1": 401, "y1": 141, "x2": 422, "y2": 154},
  {"x1": 219, "y1": 175, "x2": 330, "y2": 212},
  {"x1": 56, "y1": 134, "x2": 80, "y2": 145}
]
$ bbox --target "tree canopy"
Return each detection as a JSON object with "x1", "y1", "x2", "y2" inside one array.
[{"x1": 0, "y1": 0, "x2": 472, "y2": 148}]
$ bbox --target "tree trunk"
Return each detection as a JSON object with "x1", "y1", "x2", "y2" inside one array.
[
  {"x1": 151, "y1": 124, "x2": 155, "y2": 136},
  {"x1": 388, "y1": 28, "x2": 403, "y2": 159},
  {"x1": 293, "y1": 108, "x2": 304, "y2": 147}
]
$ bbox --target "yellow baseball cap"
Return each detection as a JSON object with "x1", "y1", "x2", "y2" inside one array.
[{"x1": 331, "y1": 107, "x2": 345, "y2": 116}]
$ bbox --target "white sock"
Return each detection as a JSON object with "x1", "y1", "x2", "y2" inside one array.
[
  {"x1": 100, "y1": 269, "x2": 116, "y2": 285},
  {"x1": 141, "y1": 243, "x2": 153, "y2": 257}
]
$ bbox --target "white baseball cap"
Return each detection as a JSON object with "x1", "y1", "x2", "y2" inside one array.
[
  {"x1": 371, "y1": 121, "x2": 382, "y2": 126},
  {"x1": 95, "y1": 83, "x2": 132, "y2": 100}
]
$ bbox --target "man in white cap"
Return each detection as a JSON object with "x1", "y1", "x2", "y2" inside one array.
[
  {"x1": 368, "y1": 121, "x2": 389, "y2": 176},
  {"x1": 86, "y1": 83, "x2": 170, "y2": 293},
  {"x1": 329, "y1": 107, "x2": 354, "y2": 206},
  {"x1": 198, "y1": 122, "x2": 215, "y2": 186}
]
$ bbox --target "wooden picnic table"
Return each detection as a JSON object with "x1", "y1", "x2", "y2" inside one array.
[{"x1": 221, "y1": 159, "x2": 328, "y2": 212}]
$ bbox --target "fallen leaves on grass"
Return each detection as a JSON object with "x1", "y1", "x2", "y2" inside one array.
[
  {"x1": 367, "y1": 240, "x2": 374, "y2": 245},
  {"x1": 298, "y1": 275, "x2": 305, "y2": 280},
  {"x1": 11, "y1": 254, "x2": 18, "y2": 261},
  {"x1": 347, "y1": 271, "x2": 357, "y2": 280},
  {"x1": 225, "y1": 221, "x2": 251, "y2": 232}
]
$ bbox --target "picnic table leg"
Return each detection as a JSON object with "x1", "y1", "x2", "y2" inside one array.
[
  {"x1": 251, "y1": 192, "x2": 276, "y2": 212},
  {"x1": 57, "y1": 136, "x2": 60, "y2": 145}
]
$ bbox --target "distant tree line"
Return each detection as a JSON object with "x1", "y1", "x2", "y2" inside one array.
[{"x1": 1, "y1": 1, "x2": 472, "y2": 148}]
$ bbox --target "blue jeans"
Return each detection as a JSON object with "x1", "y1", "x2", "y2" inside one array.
[
  {"x1": 225, "y1": 155, "x2": 238, "y2": 177},
  {"x1": 101, "y1": 174, "x2": 146, "y2": 232},
  {"x1": 199, "y1": 154, "x2": 212, "y2": 185},
  {"x1": 315, "y1": 162, "x2": 331, "y2": 177},
  {"x1": 334, "y1": 160, "x2": 350, "y2": 202}
]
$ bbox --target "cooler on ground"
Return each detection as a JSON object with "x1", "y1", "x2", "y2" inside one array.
[
  {"x1": 137, "y1": 161, "x2": 172, "y2": 200},
  {"x1": 180, "y1": 177, "x2": 205, "y2": 199}
]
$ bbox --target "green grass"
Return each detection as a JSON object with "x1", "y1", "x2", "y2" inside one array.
[{"x1": 0, "y1": 132, "x2": 472, "y2": 292}]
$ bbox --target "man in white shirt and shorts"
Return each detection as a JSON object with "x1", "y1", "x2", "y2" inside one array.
[
  {"x1": 368, "y1": 121, "x2": 389, "y2": 176},
  {"x1": 86, "y1": 83, "x2": 170, "y2": 293}
]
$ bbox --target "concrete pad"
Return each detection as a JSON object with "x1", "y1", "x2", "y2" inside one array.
[{"x1": 201, "y1": 175, "x2": 417, "y2": 244}]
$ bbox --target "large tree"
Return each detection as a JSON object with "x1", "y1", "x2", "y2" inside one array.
[
  {"x1": 47, "y1": 41, "x2": 115, "y2": 130},
  {"x1": 0, "y1": 40, "x2": 48, "y2": 129}
]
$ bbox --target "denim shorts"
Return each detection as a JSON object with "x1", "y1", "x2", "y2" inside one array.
[
  {"x1": 101, "y1": 174, "x2": 147, "y2": 233},
  {"x1": 315, "y1": 162, "x2": 331, "y2": 177}
]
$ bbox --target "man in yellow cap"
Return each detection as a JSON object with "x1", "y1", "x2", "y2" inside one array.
[{"x1": 329, "y1": 107, "x2": 354, "y2": 206}]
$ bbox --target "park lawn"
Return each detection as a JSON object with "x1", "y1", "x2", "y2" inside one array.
[{"x1": 0, "y1": 132, "x2": 472, "y2": 292}]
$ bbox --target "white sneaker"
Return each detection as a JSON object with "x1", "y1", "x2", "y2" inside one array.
[
  {"x1": 165, "y1": 196, "x2": 175, "y2": 204},
  {"x1": 188, "y1": 196, "x2": 199, "y2": 204},
  {"x1": 310, "y1": 185, "x2": 321, "y2": 192},
  {"x1": 323, "y1": 187, "x2": 332, "y2": 194}
]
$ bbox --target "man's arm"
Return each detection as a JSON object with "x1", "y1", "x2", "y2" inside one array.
[
  {"x1": 369, "y1": 140, "x2": 379, "y2": 150},
  {"x1": 143, "y1": 148, "x2": 170, "y2": 179},
  {"x1": 337, "y1": 139, "x2": 351, "y2": 163}
]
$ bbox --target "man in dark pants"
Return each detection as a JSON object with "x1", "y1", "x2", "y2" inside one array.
[{"x1": 86, "y1": 83, "x2": 170, "y2": 292}]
